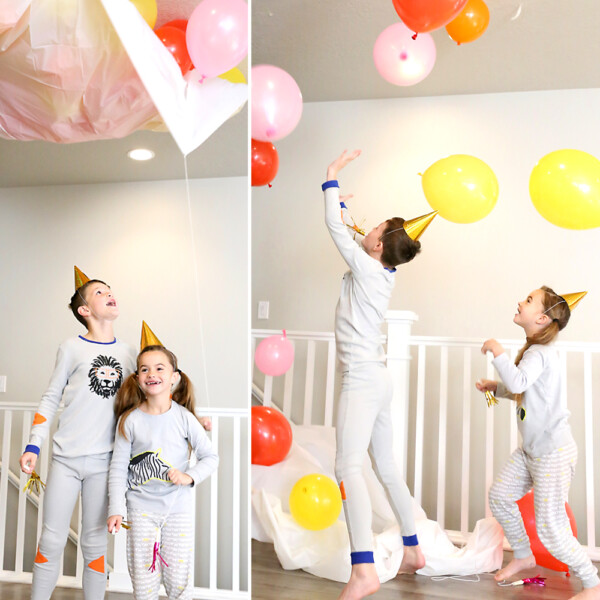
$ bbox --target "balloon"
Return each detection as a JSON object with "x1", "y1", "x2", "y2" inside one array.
[
  {"x1": 392, "y1": 0, "x2": 468, "y2": 33},
  {"x1": 155, "y1": 26, "x2": 193, "y2": 75},
  {"x1": 373, "y1": 23, "x2": 436, "y2": 87},
  {"x1": 251, "y1": 65, "x2": 303, "y2": 141},
  {"x1": 251, "y1": 406, "x2": 293, "y2": 466},
  {"x1": 421, "y1": 154, "x2": 498, "y2": 223},
  {"x1": 252, "y1": 139, "x2": 279, "y2": 187},
  {"x1": 163, "y1": 19, "x2": 188, "y2": 33},
  {"x1": 254, "y1": 330, "x2": 294, "y2": 376},
  {"x1": 219, "y1": 68, "x2": 247, "y2": 84},
  {"x1": 445, "y1": 0, "x2": 490, "y2": 44},
  {"x1": 289, "y1": 474, "x2": 342, "y2": 530},
  {"x1": 186, "y1": 0, "x2": 248, "y2": 81},
  {"x1": 130, "y1": 0, "x2": 157, "y2": 29},
  {"x1": 517, "y1": 490, "x2": 577, "y2": 572},
  {"x1": 529, "y1": 149, "x2": 600, "y2": 230}
]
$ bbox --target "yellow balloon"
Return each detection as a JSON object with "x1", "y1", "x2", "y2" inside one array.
[
  {"x1": 529, "y1": 149, "x2": 600, "y2": 230},
  {"x1": 130, "y1": 0, "x2": 157, "y2": 29},
  {"x1": 421, "y1": 154, "x2": 499, "y2": 223},
  {"x1": 218, "y1": 68, "x2": 247, "y2": 84},
  {"x1": 289, "y1": 474, "x2": 342, "y2": 531}
]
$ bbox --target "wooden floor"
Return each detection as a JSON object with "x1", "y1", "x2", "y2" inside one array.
[
  {"x1": 0, "y1": 581, "x2": 132, "y2": 599},
  {"x1": 252, "y1": 540, "x2": 589, "y2": 600}
]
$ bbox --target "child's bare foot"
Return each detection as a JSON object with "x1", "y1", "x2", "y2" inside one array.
[
  {"x1": 338, "y1": 563, "x2": 380, "y2": 600},
  {"x1": 494, "y1": 555, "x2": 536, "y2": 581},
  {"x1": 569, "y1": 584, "x2": 600, "y2": 600},
  {"x1": 397, "y1": 545, "x2": 426, "y2": 575}
]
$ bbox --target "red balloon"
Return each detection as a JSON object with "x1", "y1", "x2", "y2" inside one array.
[
  {"x1": 163, "y1": 19, "x2": 188, "y2": 32},
  {"x1": 155, "y1": 26, "x2": 193, "y2": 75},
  {"x1": 516, "y1": 490, "x2": 578, "y2": 573},
  {"x1": 251, "y1": 406, "x2": 293, "y2": 466},
  {"x1": 251, "y1": 139, "x2": 279, "y2": 187},
  {"x1": 392, "y1": 0, "x2": 468, "y2": 33}
]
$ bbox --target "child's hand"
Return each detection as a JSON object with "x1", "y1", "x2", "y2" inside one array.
[
  {"x1": 107, "y1": 515, "x2": 123, "y2": 534},
  {"x1": 481, "y1": 338, "x2": 505, "y2": 358},
  {"x1": 326, "y1": 149, "x2": 361, "y2": 181},
  {"x1": 20, "y1": 452, "x2": 37, "y2": 475},
  {"x1": 476, "y1": 379, "x2": 498, "y2": 393},
  {"x1": 199, "y1": 416, "x2": 212, "y2": 431},
  {"x1": 339, "y1": 194, "x2": 354, "y2": 205},
  {"x1": 168, "y1": 468, "x2": 193, "y2": 486}
]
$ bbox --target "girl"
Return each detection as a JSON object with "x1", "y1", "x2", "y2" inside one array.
[
  {"x1": 107, "y1": 342, "x2": 218, "y2": 600},
  {"x1": 477, "y1": 286, "x2": 599, "y2": 599}
]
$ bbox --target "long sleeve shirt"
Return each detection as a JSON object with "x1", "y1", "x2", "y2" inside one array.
[
  {"x1": 108, "y1": 401, "x2": 219, "y2": 517},
  {"x1": 494, "y1": 344, "x2": 574, "y2": 457},
  {"x1": 323, "y1": 180, "x2": 395, "y2": 370},
  {"x1": 26, "y1": 336, "x2": 136, "y2": 459}
]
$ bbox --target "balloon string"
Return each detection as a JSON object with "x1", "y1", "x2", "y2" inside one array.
[{"x1": 183, "y1": 155, "x2": 211, "y2": 408}]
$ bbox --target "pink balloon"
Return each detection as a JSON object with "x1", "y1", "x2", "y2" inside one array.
[
  {"x1": 186, "y1": 0, "x2": 248, "y2": 81},
  {"x1": 255, "y1": 330, "x2": 295, "y2": 376},
  {"x1": 251, "y1": 65, "x2": 303, "y2": 142},
  {"x1": 373, "y1": 22, "x2": 436, "y2": 86}
]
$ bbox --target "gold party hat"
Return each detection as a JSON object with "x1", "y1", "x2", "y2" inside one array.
[
  {"x1": 560, "y1": 291, "x2": 587, "y2": 312},
  {"x1": 141, "y1": 321, "x2": 163, "y2": 350},
  {"x1": 403, "y1": 210, "x2": 438, "y2": 241},
  {"x1": 74, "y1": 266, "x2": 90, "y2": 290}
]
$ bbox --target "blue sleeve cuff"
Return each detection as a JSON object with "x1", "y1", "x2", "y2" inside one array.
[
  {"x1": 25, "y1": 445, "x2": 40, "y2": 455},
  {"x1": 321, "y1": 180, "x2": 339, "y2": 191},
  {"x1": 340, "y1": 202, "x2": 347, "y2": 208}
]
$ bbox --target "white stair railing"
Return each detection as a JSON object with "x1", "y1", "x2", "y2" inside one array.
[
  {"x1": 252, "y1": 310, "x2": 600, "y2": 561},
  {"x1": 0, "y1": 402, "x2": 249, "y2": 599}
]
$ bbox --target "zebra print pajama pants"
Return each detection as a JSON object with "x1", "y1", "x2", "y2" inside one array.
[
  {"x1": 126, "y1": 509, "x2": 194, "y2": 599},
  {"x1": 489, "y1": 442, "x2": 599, "y2": 588}
]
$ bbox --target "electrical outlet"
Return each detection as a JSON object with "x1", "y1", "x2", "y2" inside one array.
[
  {"x1": 258, "y1": 301, "x2": 270, "y2": 320},
  {"x1": 0, "y1": 376, "x2": 6, "y2": 393}
]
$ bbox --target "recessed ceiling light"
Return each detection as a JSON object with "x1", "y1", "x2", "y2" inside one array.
[{"x1": 127, "y1": 148, "x2": 155, "y2": 161}]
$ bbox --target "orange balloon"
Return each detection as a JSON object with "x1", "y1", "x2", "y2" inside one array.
[{"x1": 445, "y1": 0, "x2": 489, "y2": 44}]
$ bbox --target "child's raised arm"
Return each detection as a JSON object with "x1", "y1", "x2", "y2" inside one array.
[
  {"x1": 323, "y1": 150, "x2": 380, "y2": 275},
  {"x1": 326, "y1": 149, "x2": 361, "y2": 181}
]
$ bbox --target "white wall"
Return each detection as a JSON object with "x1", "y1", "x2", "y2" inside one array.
[
  {"x1": 1, "y1": 176, "x2": 248, "y2": 410},
  {"x1": 0, "y1": 175, "x2": 249, "y2": 588},
  {"x1": 252, "y1": 88, "x2": 600, "y2": 342}
]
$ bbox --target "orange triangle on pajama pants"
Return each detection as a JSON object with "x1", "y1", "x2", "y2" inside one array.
[
  {"x1": 34, "y1": 548, "x2": 48, "y2": 563},
  {"x1": 88, "y1": 556, "x2": 105, "y2": 573},
  {"x1": 32, "y1": 413, "x2": 47, "y2": 426}
]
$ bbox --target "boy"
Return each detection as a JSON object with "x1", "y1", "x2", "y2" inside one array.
[
  {"x1": 20, "y1": 266, "x2": 136, "y2": 600},
  {"x1": 323, "y1": 151, "x2": 435, "y2": 600}
]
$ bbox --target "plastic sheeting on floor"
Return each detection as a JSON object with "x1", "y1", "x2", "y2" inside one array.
[
  {"x1": 0, "y1": 0, "x2": 247, "y2": 154},
  {"x1": 252, "y1": 423, "x2": 504, "y2": 583}
]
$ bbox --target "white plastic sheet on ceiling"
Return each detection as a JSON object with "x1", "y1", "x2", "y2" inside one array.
[
  {"x1": 252, "y1": 424, "x2": 504, "y2": 583},
  {"x1": 0, "y1": 0, "x2": 247, "y2": 155}
]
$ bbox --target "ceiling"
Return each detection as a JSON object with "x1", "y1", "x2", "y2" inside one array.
[
  {"x1": 2, "y1": 0, "x2": 599, "y2": 188},
  {"x1": 253, "y1": 0, "x2": 600, "y2": 102}
]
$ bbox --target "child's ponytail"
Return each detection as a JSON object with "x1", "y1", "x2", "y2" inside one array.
[
  {"x1": 513, "y1": 285, "x2": 570, "y2": 405},
  {"x1": 172, "y1": 370, "x2": 197, "y2": 417},
  {"x1": 114, "y1": 373, "x2": 145, "y2": 440}
]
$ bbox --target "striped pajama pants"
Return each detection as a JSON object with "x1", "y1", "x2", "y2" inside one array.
[
  {"x1": 126, "y1": 509, "x2": 194, "y2": 599},
  {"x1": 489, "y1": 442, "x2": 599, "y2": 588}
]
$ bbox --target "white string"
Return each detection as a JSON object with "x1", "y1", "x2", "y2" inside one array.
[
  {"x1": 183, "y1": 155, "x2": 211, "y2": 408},
  {"x1": 430, "y1": 574, "x2": 481, "y2": 583}
]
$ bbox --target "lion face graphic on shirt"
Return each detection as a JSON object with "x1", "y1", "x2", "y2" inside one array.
[{"x1": 88, "y1": 355, "x2": 123, "y2": 398}]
